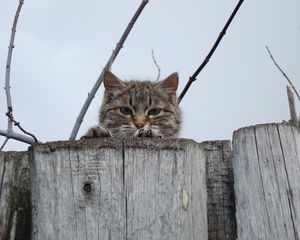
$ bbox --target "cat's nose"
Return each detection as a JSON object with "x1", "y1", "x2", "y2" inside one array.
[{"x1": 135, "y1": 123, "x2": 145, "y2": 129}]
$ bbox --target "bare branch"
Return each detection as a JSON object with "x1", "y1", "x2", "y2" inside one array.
[
  {"x1": 266, "y1": 46, "x2": 300, "y2": 102},
  {"x1": 70, "y1": 0, "x2": 149, "y2": 140},
  {"x1": 151, "y1": 50, "x2": 161, "y2": 81},
  {"x1": 0, "y1": 110, "x2": 39, "y2": 148},
  {"x1": 12, "y1": 119, "x2": 38, "y2": 143},
  {"x1": 178, "y1": 0, "x2": 245, "y2": 104},
  {"x1": 0, "y1": 129, "x2": 37, "y2": 145},
  {"x1": 1, "y1": 0, "x2": 40, "y2": 149},
  {"x1": 5, "y1": 0, "x2": 24, "y2": 132}
]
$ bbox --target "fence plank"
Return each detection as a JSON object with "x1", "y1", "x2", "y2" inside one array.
[
  {"x1": 202, "y1": 141, "x2": 236, "y2": 240},
  {"x1": 2, "y1": 122, "x2": 299, "y2": 239},
  {"x1": 233, "y1": 123, "x2": 300, "y2": 240},
  {"x1": 30, "y1": 138, "x2": 125, "y2": 240},
  {"x1": 0, "y1": 152, "x2": 31, "y2": 240},
  {"x1": 30, "y1": 138, "x2": 207, "y2": 240}
]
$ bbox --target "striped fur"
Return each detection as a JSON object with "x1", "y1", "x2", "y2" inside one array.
[{"x1": 82, "y1": 71, "x2": 181, "y2": 139}]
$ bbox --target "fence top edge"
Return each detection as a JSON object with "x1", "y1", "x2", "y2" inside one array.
[
  {"x1": 0, "y1": 150, "x2": 27, "y2": 158},
  {"x1": 232, "y1": 122, "x2": 298, "y2": 140},
  {"x1": 29, "y1": 137, "x2": 201, "y2": 153}
]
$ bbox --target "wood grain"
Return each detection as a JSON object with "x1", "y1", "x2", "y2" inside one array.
[
  {"x1": 30, "y1": 138, "x2": 207, "y2": 240},
  {"x1": 0, "y1": 151, "x2": 31, "y2": 240},
  {"x1": 233, "y1": 123, "x2": 300, "y2": 240},
  {"x1": 202, "y1": 141, "x2": 236, "y2": 240}
]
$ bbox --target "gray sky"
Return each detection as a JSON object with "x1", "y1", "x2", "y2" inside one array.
[{"x1": 1, "y1": 0, "x2": 299, "y2": 151}]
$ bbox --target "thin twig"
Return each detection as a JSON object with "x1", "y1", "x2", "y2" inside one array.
[
  {"x1": 0, "y1": 138, "x2": 9, "y2": 151},
  {"x1": 151, "y1": 49, "x2": 161, "y2": 81},
  {"x1": 287, "y1": 86, "x2": 298, "y2": 127},
  {"x1": 178, "y1": 0, "x2": 245, "y2": 104},
  {"x1": 1, "y1": 112, "x2": 39, "y2": 145},
  {"x1": 1, "y1": 0, "x2": 39, "y2": 150},
  {"x1": 70, "y1": 0, "x2": 149, "y2": 140},
  {"x1": 12, "y1": 120, "x2": 38, "y2": 143},
  {"x1": 266, "y1": 45, "x2": 300, "y2": 102}
]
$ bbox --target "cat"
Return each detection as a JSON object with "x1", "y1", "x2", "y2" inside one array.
[{"x1": 82, "y1": 71, "x2": 181, "y2": 139}]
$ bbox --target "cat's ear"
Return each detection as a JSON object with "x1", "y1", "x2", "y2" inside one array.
[
  {"x1": 103, "y1": 71, "x2": 127, "y2": 92},
  {"x1": 155, "y1": 73, "x2": 179, "y2": 94}
]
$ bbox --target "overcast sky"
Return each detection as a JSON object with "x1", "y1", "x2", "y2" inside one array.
[{"x1": 1, "y1": 0, "x2": 299, "y2": 151}]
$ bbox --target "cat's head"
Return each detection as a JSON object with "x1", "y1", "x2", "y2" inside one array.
[{"x1": 99, "y1": 71, "x2": 181, "y2": 138}]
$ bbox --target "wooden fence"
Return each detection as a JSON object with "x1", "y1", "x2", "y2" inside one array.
[{"x1": 0, "y1": 123, "x2": 299, "y2": 240}]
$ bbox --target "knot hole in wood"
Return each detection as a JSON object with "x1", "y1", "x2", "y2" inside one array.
[{"x1": 82, "y1": 181, "x2": 93, "y2": 198}]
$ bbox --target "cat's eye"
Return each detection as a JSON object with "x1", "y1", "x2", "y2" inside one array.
[
  {"x1": 148, "y1": 108, "x2": 161, "y2": 116},
  {"x1": 119, "y1": 106, "x2": 133, "y2": 115}
]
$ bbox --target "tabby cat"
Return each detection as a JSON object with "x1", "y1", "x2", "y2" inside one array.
[{"x1": 82, "y1": 71, "x2": 181, "y2": 139}]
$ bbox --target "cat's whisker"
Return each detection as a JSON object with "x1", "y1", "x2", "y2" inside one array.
[{"x1": 108, "y1": 125, "x2": 137, "y2": 137}]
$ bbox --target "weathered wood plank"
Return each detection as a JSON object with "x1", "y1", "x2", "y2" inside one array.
[
  {"x1": 30, "y1": 138, "x2": 125, "y2": 240},
  {"x1": 233, "y1": 123, "x2": 300, "y2": 240},
  {"x1": 277, "y1": 124, "x2": 300, "y2": 236},
  {"x1": 202, "y1": 141, "x2": 236, "y2": 240},
  {"x1": 30, "y1": 138, "x2": 207, "y2": 240},
  {"x1": 0, "y1": 151, "x2": 31, "y2": 240}
]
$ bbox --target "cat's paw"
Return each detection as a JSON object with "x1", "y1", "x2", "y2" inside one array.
[
  {"x1": 135, "y1": 128, "x2": 162, "y2": 138},
  {"x1": 81, "y1": 126, "x2": 112, "y2": 139}
]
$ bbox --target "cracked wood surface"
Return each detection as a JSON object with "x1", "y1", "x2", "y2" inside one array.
[
  {"x1": 203, "y1": 141, "x2": 236, "y2": 240},
  {"x1": 0, "y1": 151, "x2": 31, "y2": 240},
  {"x1": 233, "y1": 123, "x2": 300, "y2": 240},
  {"x1": 30, "y1": 138, "x2": 207, "y2": 240}
]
